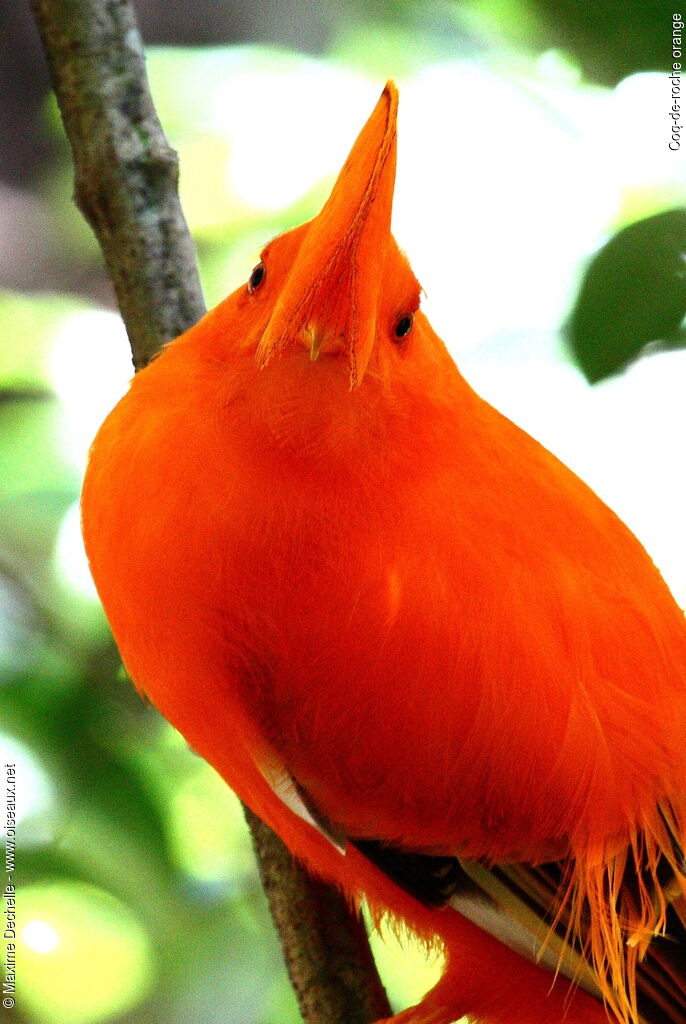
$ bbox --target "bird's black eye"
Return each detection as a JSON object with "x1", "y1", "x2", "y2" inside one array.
[
  {"x1": 394, "y1": 313, "x2": 414, "y2": 341},
  {"x1": 248, "y1": 263, "x2": 266, "y2": 293}
]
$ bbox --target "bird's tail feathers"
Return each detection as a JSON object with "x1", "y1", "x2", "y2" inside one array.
[{"x1": 469, "y1": 803, "x2": 686, "y2": 1024}]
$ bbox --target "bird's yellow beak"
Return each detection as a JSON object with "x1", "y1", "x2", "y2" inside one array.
[{"x1": 256, "y1": 81, "x2": 398, "y2": 387}]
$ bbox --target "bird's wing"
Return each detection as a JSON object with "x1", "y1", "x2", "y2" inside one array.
[
  {"x1": 350, "y1": 831, "x2": 686, "y2": 1024},
  {"x1": 455, "y1": 853, "x2": 686, "y2": 1024},
  {"x1": 263, "y1": 765, "x2": 686, "y2": 1024}
]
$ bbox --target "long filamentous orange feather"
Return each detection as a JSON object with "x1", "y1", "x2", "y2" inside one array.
[{"x1": 82, "y1": 82, "x2": 686, "y2": 1024}]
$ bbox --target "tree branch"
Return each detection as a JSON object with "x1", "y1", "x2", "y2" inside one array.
[
  {"x1": 29, "y1": 0, "x2": 392, "y2": 1020},
  {"x1": 30, "y1": 0, "x2": 204, "y2": 368},
  {"x1": 247, "y1": 808, "x2": 392, "y2": 1023}
]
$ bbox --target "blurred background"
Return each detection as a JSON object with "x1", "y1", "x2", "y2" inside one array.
[{"x1": 1, "y1": 1, "x2": 685, "y2": 1022}]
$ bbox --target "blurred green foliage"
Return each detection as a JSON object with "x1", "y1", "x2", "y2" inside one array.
[
  {"x1": 567, "y1": 209, "x2": 686, "y2": 382},
  {"x1": 2, "y1": 4, "x2": 685, "y2": 1023}
]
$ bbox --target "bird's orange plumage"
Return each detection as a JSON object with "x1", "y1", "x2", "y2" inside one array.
[{"x1": 82, "y1": 83, "x2": 686, "y2": 1024}]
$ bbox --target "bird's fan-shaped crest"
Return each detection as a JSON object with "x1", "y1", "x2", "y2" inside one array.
[{"x1": 256, "y1": 82, "x2": 398, "y2": 386}]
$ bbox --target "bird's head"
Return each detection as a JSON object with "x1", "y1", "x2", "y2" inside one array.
[{"x1": 205, "y1": 81, "x2": 453, "y2": 397}]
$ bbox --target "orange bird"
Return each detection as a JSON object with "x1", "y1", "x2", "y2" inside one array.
[{"x1": 82, "y1": 83, "x2": 686, "y2": 1024}]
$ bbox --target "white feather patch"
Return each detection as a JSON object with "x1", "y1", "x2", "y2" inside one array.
[
  {"x1": 451, "y1": 862, "x2": 601, "y2": 999},
  {"x1": 257, "y1": 760, "x2": 346, "y2": 852}
]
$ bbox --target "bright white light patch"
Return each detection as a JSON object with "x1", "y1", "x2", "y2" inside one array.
[
  {"x1": 217, "y1": 70, "x2": 376, "y2": 211},
  {"x1": 535, "y1": 49, "x2": 582, "y2": 86},
  {"x1": 397, "y1": 63, "x2": 615, "y2": 354},
  {"x1": 606, "y1": 73, "x2": 685, "y2": 190},
  {"x1": 55, "y1": 501, "x2": 98, "y2": 601},
  {"x1": 49, "y1": 310, "x2": 132, "y2": 470},
  {"x1": 22, "y1": 920, "x2": 60, "y2": 954},
  {"x1": 0, "y1": 735, "x2": 52, "y2": 825}
]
